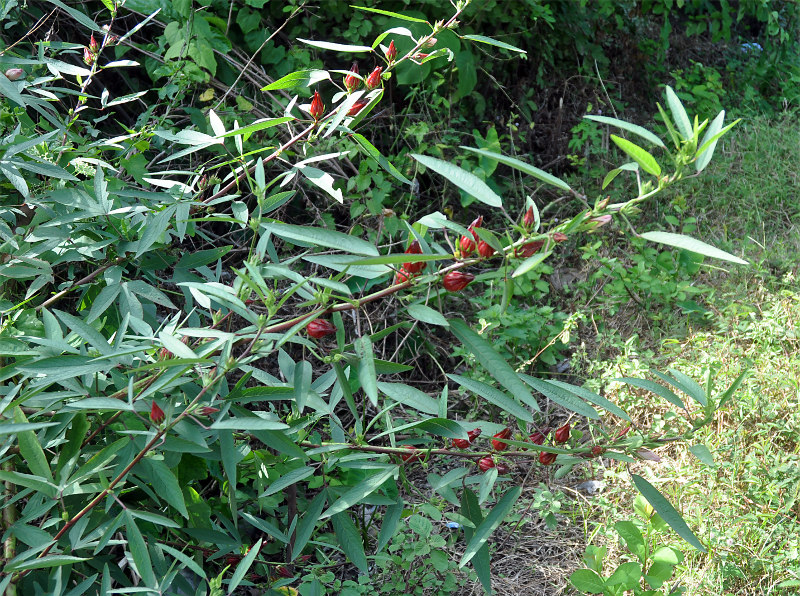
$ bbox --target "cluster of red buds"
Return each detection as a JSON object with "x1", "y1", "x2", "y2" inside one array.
[
  {"x1": 83, "y1": 35, "x2": 100, "y2": 66},
  {"x1": 459, "y1": 216, "x2": 483, "y2": 257},
  {"x1": 395, "y1": 240, "x2": 426, "y2": 284}
]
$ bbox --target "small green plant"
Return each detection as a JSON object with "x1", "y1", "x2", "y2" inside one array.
[{"x1": 570, "y1": 495, "x2": 686, "y2": 596}]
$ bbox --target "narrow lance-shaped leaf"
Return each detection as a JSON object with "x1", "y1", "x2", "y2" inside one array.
[
  {"x1": 631, "y1": 474, "x2": 706, "y2": 552},
  {"x1": 321, "y1": 466, "x2": 397, "y2": 519},
  {"x1": 411, "y1": 154, "x2": 502, "y2": 207},
  {"x1": 331, "y1": 512, "x2": 369, "y2": 575},
  {"x1": 584, "y1": 114, "x2": 665, "y2": 148},
  {"x1": 460, "y1": 488, "x2": 492, "y2": 594},
  {"x1": 228, "y1": 538, "x2": 263, "y2": 595},
  {"x1": 460, "y1": 486, "x2": 522, "y2": 567},
  {"x1": 610, "y1": 135, "x2": 661, "y2": 177},
  {"x1": 355, "y1": 335, "x2": 378, "y2": 408},
  {"x1": 665, "y1": 85, "x2": 693, "y2": 141},
  {"x1": 460, "y1": 146, "x2": 570, "y2": 190},
  {"x1": 639, "y1": 231, "x2": 748, "y2": 265},
  {"x1": 694, "y1": 109, "x2": 724, "y2": 172}
]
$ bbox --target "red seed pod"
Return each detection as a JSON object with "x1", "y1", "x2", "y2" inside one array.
[
  {"x1": 400, "y1": 445, "x2": 422, "y2": 463},
  {"x1": 553, "y1": 232, "x2": 568, "y2": 243},
  {"x1": 477, "y1": 241, "x2": 495, "y2": 259},
  {"x1": 477, "y1": 457, "x2": 495, "y2": 471},
  {"x1": 554, "y1": 423, "x2": 570, "y2": 444},
  {"x1": 347, "y1": 100, "x2": 369, "y2": 116},
  {"x1": 442, "y1": 271, "x2": 474, "y2": 292},
  {"x1": 403, "y1": 240, "x2": 427, "y2": 274},
  {"x1": 344, "y1": 62, "x2": 360, "y2": 92},
  {"x1": 275, "y1": 565, "x2": 292, "y2": 578},
  {"x1": 492, "y1": 428, "x2": 512, "y2": 451},
  {"x1": 385, "y1": 40, "x2": 397, "y2": 63},
  {"x1": 309, "y1": 90, "x2": 324, "y2": 121},
  {"x1": 591, "y1": 445, "x2": 605, "y2": 457},
  {"x1": 467, "y1": 428, "x2": 482, "y2": 441},
  {"x1": 83, "y1": 47, "x2": 94, "y2": 66},
  {"x1": 158, "y1": 346, "x2": 171, "y2": 360},
  {"x1": 539, "y1": 451, "x2": 557, "y2": 466},
  {"x1": 452, "y1": 438, "x2": 471, "y2": 449},
  {"x1": 528, "y1": 430, "x2": 547, "y2": 445},
  {"x1": 5, "y1": 68, "x2": 24, "y2": 81},
  {"x1": 523, "y1": 206, "x2": 535, "y2": 229},
  {"x1": 517, "y1": 240, "x2": 544, "y2": 258},
  {"x1": 150, "y1": 401, "x2": 165, "y2": 425},
  {"x1": 306, "y1": 319, "x2": 336, "y2": 339},
  {"x1": 495, "y1": 462, "x2": 511, "y2": 475},
  {"x1": 365, "y1": 66, "x2": 383, "y2": 90},
  {"x1": 460, "y1": 234, "x2": 475, "y2": 256}
]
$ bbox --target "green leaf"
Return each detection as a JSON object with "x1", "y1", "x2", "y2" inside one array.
[
  {"x1": 616, "y1": 377, "x2": 685, "y2": 410},
  {"x1": 228, "y1": 538, "x2": 263, "y2": 594},
  {"x1": 13, "y1": 407, "x2": 53, "y2": 482},
  {"x1": 263, "y1": 466, "x2": 315, "y2": 497},
  {"x1": 262, "y1": 222, "x2": 378, "y2": 256},
  {"x1": 512, "y1": 250, "x2": 551, "y2": 279},
  {"x1": 665, "y1": 85, "x2": 693, "y2": 141},
  {"x1": 293, "y1": 359, "x2": 312, "y2": 413},
  {"x1": 639, "y1": 231, "x2": 747, "y2": 265},
  {"x1": 344, "y1": 253, "x2": 448, "y2": 267},
  {"x1": 5, "y1": 555, "x2": 90, "y2": 572},
  {"x1": 546, "y1": 380, "x2": 632, "y2": 421},
  {"x1": 695, "y1": 118, "x2": 740, "y2": 170},
  {"x1": 462, "y1": 34, "x2": 526, "y2": 54},
  {"x1": 448, "y1": 374, "x2": 534, "y2": 423},
  {"x1": 411, "y1": 154, "x2": 502, "y2": 207},
  {"x1": 378, "y1": 381, "x2": 439, "y2": 416},
  {"x1": 615, "y1": 520, "x2": 646, "y2": 562},
  {"x1": 688, "y1": 444, "x2": 714, "y2": 465},
  {"x1": 376, "y1": 497, "x2": 404, "y2": 553},
  {"x1": 569, "y1": 569, "x2": 606, "y2": 593},
  {"x1": 606, "y1": 561, "x2": 642, "y2": 589},
  {"x1": 460, "y1": 489, "x2": 492, "y2": 594},
  {"x1": 352, "y1": 133, "x2": 410, "y2": 185},
  {"x1": 218, "y1": 116, "x2": 294, "y2": 138},
  {"x1": 406, "y1": 304, "x2": 449, "y2": 327},
  {"x1": 209, "y1": 417, "x2": 289, "y2": 430},
  {"x1": 584, "y1": 115, "x2": 666, "y2": 148},
  {"x1": 448, "y1": 319, "x2": 538, "y2": 411},
  {"x1": 124, "y1": 511, "x2": 156, "y2": 586},
  {"x1": 518, "y1": 376, "x2": 600, "y2": 419},
  {"x1": 44, "y1": 0, "x2": 102, "y2": 32},
  {"x1": 138, "y1": 458, "x2": 188, "y2": 518},
  {"x1": 355, "y1": 335, "x2": 378, "y2": 408},
  {"x1": 610, "y1": 135, "x2": 661, "y2": 176},
  {"x1": 262, "y1": 69, "x2": 330, "y2": 91},
  {"x1": 373, "y1": 417, "x2": 467, "y2": 440},
  {"x1": 292, "y1": 491, "x2": 327, "y2": 560},
  {"x1": 331, "y1": 512, "x2": 369, "y2": 575},
  {"x1": 297, "y1": 38, "x2": 373, "y2": 52},
  {"x1": 631, "y1": 474, "x2": 706, "y2": 552},
  {"x1": 694, "y1": 109, "x2": 724, "y2": 172},
  {"x1": 352, "y1": 5, "x2": 427, "y2": 23},
  {"x1": 53, "y1": 309, "x2": 113, "y2": 356},
  {"x1": 661, "y1": 368, "x2": 707, "y2": 407},
  {"x1": 460, "y1": 147, "x2": 570, "y2": 190},
  {"x1": 321, "y1": 466, "x2": 397, "y2": 519},
  {"x1": 460, "y1": 486, "x2": 522, "y2": 567},
  {"x1": 0, "y1": 422, "x2": 58, "y2": 436}
]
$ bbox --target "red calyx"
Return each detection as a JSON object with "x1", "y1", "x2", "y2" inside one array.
[
  {"x1": 529, "y1": 429, "x2": 547, "y2": 445},
  {"x1": 591, "y1": 445, "x2": 605, "y2": 457},
  {"x1": 477, "y1": 457, "x2": 495, "y2": 471},
  {"x1": 275, "y1": 565, "x2": 292, "y2": 578},
  {"x1": 477, "y1": 241, "x2": 495, "y2": 258},
  {"x1": 83, "y1": 47, "x2": 94, "y2": 66},
  {"x1": 553, "y1": 232, "x2": 568, "y2": 243},
  {"x1": 452, "y1": 438, "x2": 471, "y2": 449},
  {"x1": 394, "y1": 268, "x2": 411, "y2": 284},
  {"x1": 517, "y1": 240, "x2": 544, "y2": 258},
  {"x1": 442, "y1": 271, "x2": 474, "y2": 292},
  {"x1": 467, "y1": 428, "x2": 482, "y2": 441},
  {"x1": 460, "y1": 234, "x2": 475, "y2": 256},
  {"x1": 554, "y1": 423, "x2": 570, "y2": 444},
  {"x1": 492, "y1": 428, "x2": 512, "y2": 451},
  {"x1": 198, "y1": 406, "x2": 220, "y2": 416},
  {"x1": 347, "y1": 100, "x2": 368, "y2": 116},
  {"x1": 539, "y1": 451, "x2": 557, "y2": 466},
  {"x1": 306, "y1": 319, "x2": 336, "y2": 339},
  {"x1": 400, "y1": 445, "x2": 422, "y2": 463},
  {"x1": 365, "y1": 66, "x2": 383, "y2": 90},
  {"x1": 386, "y1": 40, "x2": 397, "y2": 63},
  {"x1": 495, "y1": 462, "x2": 511, "y2": 475},
  {"x1": 403, "y1": 240, "x2": 426, "y2": 274},
  {"x1": 523, "y1": 206, "x2": 535, "y2": 229},
  {"x1": 150, "y1": 401, "x2": 165, "y2": 425},
  {"x1": 309, "y1": 90, "x2": 324, "y2": 121},
  {"x1": 344, "y1": 62, "x2": 360, "y2": 92}
]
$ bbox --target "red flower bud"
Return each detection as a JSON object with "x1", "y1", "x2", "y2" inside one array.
[
  {"x1": 467, "y1": 428, "x2": 482, "y2": 441},
  {"x1": 616, "y1": 425, "x2": 632, "y2": 439},
  {"x1": 554, "y1": 423, "x2": 570, "y2": 444},
  {"x1": 347, "y1": 100, "x2": 369, "y2": 116},
  {"x1": 403, "y1": 240, "x2": 427, "y2": 274},
  {"x1": 90, "y1": 35, "x2": 99, "y2": 53},
  {"x1": 539, "y1": 451, "x2": 557, "y2": 465},
  {"x1": 150, "y1": 401, "x2": 165, "y2": 425},
  {"x1": 306, "y1": 319, "x2": 336, "y2": 339},
  {"x1": 365, "y1": 66, "x2": 383, "y2": 90},
  {"x1": 452, "y1": 438, "x2": 471, "y2": 449},
  {"x1": 495, "y1": 462, "x2": 511, "y2": 475},
  {"x1": 523, "y1": 206, "x2": 535, "y2": 229},
  {"x1": 83, "y1": 47, "x2": 95, "y2": 66},
  {"x1": 400, "y1": 445, "x2": 422, "y2": 463},
  {"x1": 395, "y1": 268, "x2": 411, "y2": 284},
  {"x1": 529, "y1": 430, "x2": 547, "y2": 445},
  {"x1": 442, "y1": 271, "x2": 474, "y2": 292},
  {"x1": 309, "y1": 90, "x2": 324, "y2": 121},
  {"x1": 460, "y1": 235, "x2": 475, "y2": 256},
  {"x1": 517, "y1": 240, "x2": 544, "y2": 258},
  {"x1": 199, "y1": 406, "x2": 220, "y2": 416},
  {"x1": 591, "y1": 445, "x2": 604, "y2": 457},
  {"x1": 553, "y1": 232, "x2": 568, "y2": 243},
  {"x1": 386, "y1": 40, "x2": 397, "y2": 63},
  {"x1": 5, "y1": 68, "x2": 24, "y2": 81},
  {"x1": 477, "y1": 241, "x2": 495, "y2": 258},
  {"x1": 344, "y1": 62, "x2": 360, "y2": 92},
  {"x1": 468, "y1": 216, "x2": 483, "y2": 239},
  {"x1": 275, "y1": 565, "x2": 292, "y2": 578},
  {"x1": 588, "y1": 214, "x2": 612, "y2": 230},
  {"x1": 492, "y1": 428, "x2": 512, "y2": 451},
  {"x1": 477, "y1": 457, "x2": 495, "y2": 471}
]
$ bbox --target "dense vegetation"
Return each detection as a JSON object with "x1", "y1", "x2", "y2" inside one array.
[{"x1": 1, "y1": 1, "x2": 799, "y2": 595}]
